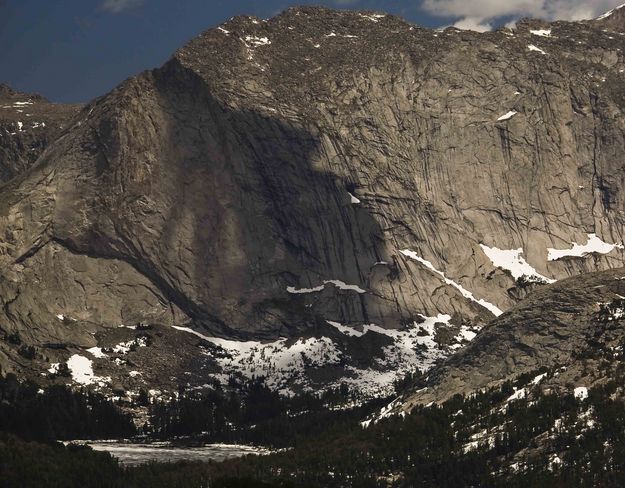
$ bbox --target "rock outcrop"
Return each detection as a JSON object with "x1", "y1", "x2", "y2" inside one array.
[
  {"x1": 0, "y1": 84, "x2": 81, "y2": 183},
  {"x1": 398, "y1": 266, "x2": 625, "y2": 410},
  {"x1": 1, "y1": 7, "x2": 625, "y2": 397}
]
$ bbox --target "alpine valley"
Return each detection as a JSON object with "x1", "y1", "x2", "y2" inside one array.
[{"x1": 3, "y1": 3, "x2": 625, "y2": 487}]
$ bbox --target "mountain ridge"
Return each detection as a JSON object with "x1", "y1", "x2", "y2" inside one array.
[{"x1": 1, "y1": 6, "x2": 625, "y2": 399}]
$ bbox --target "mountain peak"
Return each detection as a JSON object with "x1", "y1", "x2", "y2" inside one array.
[
  {"x1": 0, "y1": 83, "x2": 16, "y2": 97},
  {"x1": 596, "y1": 3, "x2": 625, "y2": 20},
  {"x1": 2, "y1": 4, "x2": 625, "y2": 403},
  {"x1": 593, "y1": 3, "x2": 625, "y2": 31},
  {"x1": 0, "y1": 83, "x2": 47, "y2": 102}
]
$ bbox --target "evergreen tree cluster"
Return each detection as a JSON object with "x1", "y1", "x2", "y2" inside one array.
[
  {"x1": 0, "y1": 373, "x2": 136, "y2": 441},
  {"x1": 147, "y1": 377, "x2": 386, "y2": 448}
]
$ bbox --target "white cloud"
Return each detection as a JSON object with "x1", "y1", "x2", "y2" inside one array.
[
  {"x1": 101, "y1": 0, "x2": 144, "y2": 14},
  {"x1": 422, "y1": 0, "x2": 622, "y2": 31},
  {"x1": 452, "y1": 16, "x2": 492, "y2": 32}
]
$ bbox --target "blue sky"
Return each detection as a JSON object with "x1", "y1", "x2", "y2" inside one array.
[{"x1": 0, "y1": 0, "x2": 621, "y2": 103}]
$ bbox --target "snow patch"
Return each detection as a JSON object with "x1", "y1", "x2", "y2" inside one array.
[
  {"x1": 480, "y1": 244, "x2": 554, "y2": 284},
  {"x1": 87, "y1": 347, "x2": 107, "y2": 359},
  {"x1": 604, "y1": 302, "x2": 625, "y2": 321},
  {"x1": 348, "y1": 192, "x2": 361, "y2": 204},
  {"x1": 530, "y1": 29, "x2": 551, "y2": 37},
  {"x1": 496, "y1": 110, "x2": 518, "y2": 121},
  {"x1": 596, "y1": 4, "x2": 625, "y2": 20},
  {"x1": 112, "y1": 337, "x2": 148, "y2": 354},
  {"x1": 547, "y1": 233, "x2": 623, "y2": 261},
  {"x1": 360, "y1": 13, "x2": 385, "y2": 22},
  {"x1": 527, "y1": 44, "x2": 547, "y2": 54},
  {"x1": 56, "y1": 314, "x2": 77, "y2": 322},
  {"x1": 574, "y1": 386, "x2": 588, "y2": 400},
  {"x1": 67, "y1": 354, "x2": 110, "y2": 386},
  {"x1": 172, "y1": 326, "x2": 341, "y2": 394},
  {"x1": 287, "y1": 279, "x2": 366, "y2": 294},
  {"x1": 457, "y1": 326, "x2": 476, "y2": 342},
  {"x1": 330, "y1": 313, "x2": 475, "y2": 396},
  {"x1": 244, "y1": 35, "x2": 271, "y2": 47},
  {"x1": 324, "y1": 279, "x2": 366, "y2": 293},
  {"x1": 548, "y1": 454, "x2": 562, "y2": 470},
  {"x1": 463, "y1": 429, "x2": 496, "y2": 453},
  {"x1": 506, "y1": 387, "x2": 527, "y2": 403},
  {"x1": 326, "y1": 321, "x2": 363, "y2": 337},
  {"x1": 174, "y1": 311, "x2": 467, "y2": 399},
  {"x1": 400, "y1": 249, "x2": 503, "y2": 316},
  {"x1": 286, "y1": 284, "x2": 325, "y2": 294}
]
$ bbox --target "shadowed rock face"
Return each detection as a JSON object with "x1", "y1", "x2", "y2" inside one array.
[{"x1": 1, "y1": 7, "x2": 625, "y2": 395}]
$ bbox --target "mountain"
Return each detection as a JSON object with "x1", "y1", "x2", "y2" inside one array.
[
  {"x1": 1, "y1": 7, "x2": 625, "y2": 399},
  {"x1": 395, "y1": 265, "x2": 625, "y2": 411},
  {"x1": 0, "y1": 85, "x2": 81, "y2": 182},
  {"x1": 592, "y1": 3, "x2": 625, "y2": 31}
]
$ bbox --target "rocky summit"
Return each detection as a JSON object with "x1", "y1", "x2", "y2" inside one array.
[
  {"x1": 0, "y1": 85, "x2": 81, "y2": 183},
  {"x1": 1, "y1": 6, "x2": 625, "y2": 399}
]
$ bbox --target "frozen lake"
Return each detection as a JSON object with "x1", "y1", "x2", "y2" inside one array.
[{"x1": 78, "y1": 442, "x2": 270, "y2": 466}]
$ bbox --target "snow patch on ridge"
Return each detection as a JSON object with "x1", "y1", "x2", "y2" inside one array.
[
  {"x1": 327, "y1": 321, "x2": 363, "y2": 337},
  {"x1": 360, "y1": 13, "x2": 385, "y2": 22},
  {"x1": 547, "y1": 233, "x2": 623, "y2": 261},
  {"x1": 244, "y1": 35, "x2": 271, "y2": 47},
  {"x1": 400, "y1": 250, "x2": 503, "y2": 316},
  {"x1": 173, "y1": 310, "x2": 475, "y2": 399},
  {"x1": 173, "y1": 326, "x2": 340, "y2": 394},
  {"x1": 326, "y1": 313, "x2": 480, "y2": 397},
  {"x1": 480, "y1": 244, "x2": 554, "y2": 284},
  {"x1": 596, "y1": 4, "x2": 625, "y2": 20}
]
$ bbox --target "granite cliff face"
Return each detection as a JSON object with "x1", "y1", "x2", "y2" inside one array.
[{"x1": 1, "y1": 6, "x2": 625, "y2": 397}]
